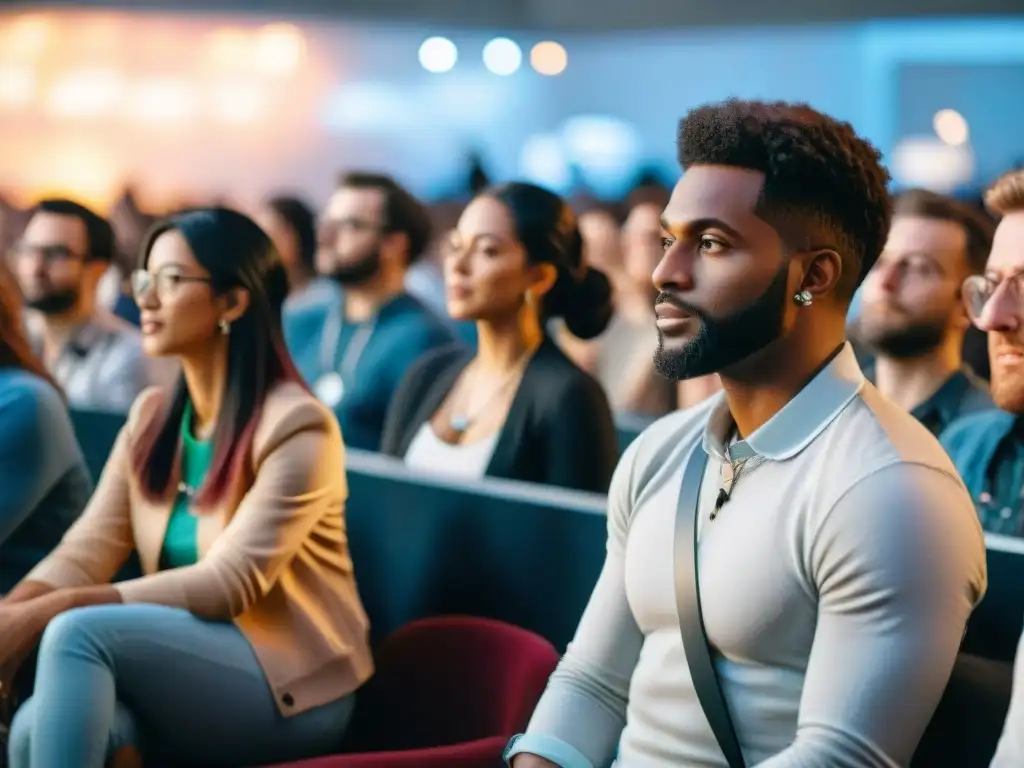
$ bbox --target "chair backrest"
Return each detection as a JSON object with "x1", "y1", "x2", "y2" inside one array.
[
  {"x1": 343, "y1": 616, "x2": 560, "y2": 752},
  {"x1": 69, "y1": 408, "x2": 124, "y2": 482},
  {"x1": 913, "y1": 653, "x2": 1014, "y2": 767},
  {"x1": 615, "y1": 413, "x2": 653, "y2": 456},
  {"x1": 344, "y1": 449, "x2": 607, "y2": 650},
  {"x1": 963, "y1": 534, "x2": 1024, "y2": 663},
  {"x1": 67, "y1": 410, "x2": 1024, "y2": 668}
]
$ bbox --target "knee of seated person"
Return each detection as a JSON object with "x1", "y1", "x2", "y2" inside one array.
[
  {"x1": 8, "y1": 697, "x2": 34, "y2": 767},
  {"x1": 38, "y1": 606, "x2": 108, "y2": 661}
]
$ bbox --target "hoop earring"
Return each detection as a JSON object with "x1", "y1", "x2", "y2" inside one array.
[
  {"x1": 218, "y1": 319, "x2": 231, "y2": 335},
  {"x1": 793, "y1": 290, "x2": 813, "y2": 307}
]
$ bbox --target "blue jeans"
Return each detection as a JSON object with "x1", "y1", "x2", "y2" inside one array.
[{"x1": 8, "y1": 604, "x2": 355, "y2": 767}]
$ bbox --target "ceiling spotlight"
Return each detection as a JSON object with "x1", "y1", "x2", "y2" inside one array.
[
  {"x1": 483, "y1": 37, "x2": 522, "y2": 76},
  {"x1": 419, "y1": 37, "x2": 458, "y2": 73}
]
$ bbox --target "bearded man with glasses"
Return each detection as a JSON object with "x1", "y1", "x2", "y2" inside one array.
[
  {"x1": 942, "y1": 169, "x2": 1024, "y2": 539},
  {"x1": 12, "y1": 199, "x2": 153, "y2": 413},
  {"x1": 856, "y1": 189, "x2": 995, "y2": 437},
  {"x1": 285, "y1": 172, "x2": 455, "y2": 452}
]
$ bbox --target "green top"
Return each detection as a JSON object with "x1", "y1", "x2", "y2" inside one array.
[{"x1": 159, "y1": 400, "x2": 214, "y2": 570}]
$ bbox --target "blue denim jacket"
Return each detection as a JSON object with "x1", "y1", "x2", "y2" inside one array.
[{"x1": 941, "y1": 409, "x2": 1024, "y2": 536}]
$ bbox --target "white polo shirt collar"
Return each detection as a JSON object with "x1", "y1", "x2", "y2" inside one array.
[{"x1": 702, "y1": 342, "x2": 865, "y2": 463}]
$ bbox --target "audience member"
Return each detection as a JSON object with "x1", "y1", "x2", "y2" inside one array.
[
  {"x1": 103, "y1": 188, "x2": 157, "y2": 327},
  {"x1": 858, "y1": 189, "x2": 995, "y2": 436},
  {"x1": 256, "y1": 194, "x2": 340, "y2": 314},
  {"x1": 508, "y1": 99, "x2": 985, "y2": 768},
  {"x1": 404, "y1": 201, "x2": 459, "y2": 321},
  {"x1": 0, "y1": 265, "x2": 90, "y2": 595},
  {"x1": 13, "y1": 199, "x2": 152, "y2": 413},
  {"x1": 590, "y1": 202, "x2": 682, "y2": 416},
  {"x1": 560, "y1": 202, "x2": 669, "y2": 417},
  {"x1": 576, "y1": 206, "x2": 622, "y2": 282},
  {"x1": 943, "y1": 169, "x2": 1024, "y2": 538},
  {"x1": 555, "y1": 206, "x2": 618, "y2": 380},
  {"x1": 406, "y1": 200, "x2": 479, "y2": 345},
  {"x1": 382, "y1": 182, "x2": 618, "y2": 494},
  {"x1": 288, "y1": 172, "x2": 455, "y2": 451},
  {"x1": 0, "y1": 208, "x2": 372, "y2": 768}
]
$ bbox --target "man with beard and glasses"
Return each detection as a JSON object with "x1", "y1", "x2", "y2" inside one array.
[
  {"x1": 943, "y1": 169, "x2": 1024, "y2": 541},
  {"x1": 286, "y1": 172, "x2": 455, "y2": 451},
  {"x1": 956, "y1": 170, "x2": 1024, "y2": 768},
  {"x1": 855, "y1": 189, "x2": 995, "y2": 437},
  {"x1": 506, "y1": 99, "x2": 986, "y2": 768},
  {"x1": 12, "y1": 198, "x2": 151, "y2": 413}
]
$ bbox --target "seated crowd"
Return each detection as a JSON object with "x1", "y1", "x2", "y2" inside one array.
[{"x1": 2, "y1": 98, "x2": 1024, "y2": 767}]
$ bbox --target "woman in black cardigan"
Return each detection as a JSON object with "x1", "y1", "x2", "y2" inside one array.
[{"x1": 381, "y1": 182, "x2": 619, "y2": 494}]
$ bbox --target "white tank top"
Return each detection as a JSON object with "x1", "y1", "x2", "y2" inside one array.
[{"x1": 403, "y1": 423, "x2": 500, "y2": 480}]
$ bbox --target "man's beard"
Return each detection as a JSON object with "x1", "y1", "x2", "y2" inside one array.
[
  {"x1": 326, "y1": 248, "x2": 381, "y2": 287},
  {"x1": 861, "y1": 314, "x2": 946, "y2": 360},
  {"x1": 991, "y1": 367, "x2": 1024, "y2": 414},
  {"x1": 990, "y1": 336, "x2": 1024, "y2": 413},
  {"x1": 26, "y1": 290, "x2": 79, "y2": 316},
  {"x1": 653, "y1": 266, "x2": 790, "y2": 381}
]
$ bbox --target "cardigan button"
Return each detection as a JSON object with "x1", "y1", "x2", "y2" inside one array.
[{"x1": 282, "y1": 693, "x2": 294, "y2": 706}]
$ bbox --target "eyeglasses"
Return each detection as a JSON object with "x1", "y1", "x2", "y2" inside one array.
[
  {"x1": 11, "y1": 243, "x2": 83, "y2": 264},
  {"x1": 881, "y1": 251, "x2": 946, "y2": 279},
  {"x1": 318, "y1": 217, "x2": 384, "y2": 243},
  {"x1": 131, "y1": 269, "x2": 212, "y2": 302},
  {"x1": 962, "y1": 269, "x2": 1024, "y2": 326}
]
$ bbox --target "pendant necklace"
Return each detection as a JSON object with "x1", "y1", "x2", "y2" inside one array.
[
  {"x1": 443, "y1": 347, "x2": 536, "y2": 442},
  {"x1": 313, "y1": 301, "x2": 378, "y2": 408},
  {"x1": 710, "y1": 443, "x2": 765, "y2": 521}
]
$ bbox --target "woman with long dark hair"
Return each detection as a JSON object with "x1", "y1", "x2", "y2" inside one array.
[
  {"x1": 0, "y1": 209, "x2": 372, "y2": 767},
  {"x1": 382, "y1": 182, "x2": 619, "y2": 493},
  {"x1": 0, "y1": 263, "x2": 90, "y2": 595}
]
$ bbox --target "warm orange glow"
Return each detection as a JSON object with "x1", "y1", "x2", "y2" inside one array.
[
  {"x1": 0, "y1": 14, "x2": 53, "y2": 63},
  {"x1": 208, "y1": 80, "x2": 268, "y2": 124},
  {"x1": 254, "y1": 23, "x2": 306, "y2": 76},
  {"x1": 74, "y1": 14, "x2": 123, "y2": 59},
  {"x1": 530, "y1": 41, "x2": 568, "y2": 76},
  {"x1": 205, "y1": 28, "x2": 252, "y2": 72},
  {"x1": 126, "y1": 77, "x2": 198, "y2": 125},
  {"x1": 0, "y1": 9, "x2": 336, "y2": 212},
  {"x1": 15, "y1": 140, "x2": 121, "y2": 212},
  {"x1": 0, "y1": 65, "x2": 36, "y2": 108},
  {"x1": 46, "y1": 68, "x2": 125, "y2": 119},
  {"x1": 933, "y1": 108, "x2": 969, "y2": 146}
]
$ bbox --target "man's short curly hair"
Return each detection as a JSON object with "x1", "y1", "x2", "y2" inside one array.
[{"x1": 677, "y1": 99, "x2": 892, "y2": 301}]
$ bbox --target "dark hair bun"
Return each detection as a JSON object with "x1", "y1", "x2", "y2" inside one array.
[
  {"x1": 486, "y1": 181, "x2": 615, "y2": 340},
  {"x1": 547, "y1": 264, "x2": 614, "y2": 341}
]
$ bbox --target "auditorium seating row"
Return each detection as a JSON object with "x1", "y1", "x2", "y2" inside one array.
[{"x1": 67, "y1": 409, "x2": 1024, "y2": 767}]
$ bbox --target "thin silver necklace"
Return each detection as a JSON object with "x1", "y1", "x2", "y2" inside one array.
[
  {"x1": 710, "y1": 442, "x2": 766, "y2": 521},
  {"x1": 446, "y1": 348, "x2": 535, "y2": 439}
]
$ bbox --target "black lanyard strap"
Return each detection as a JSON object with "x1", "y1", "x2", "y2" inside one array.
[{"x1": 673, "y1": 443, "x2": 747, "y2": 768}]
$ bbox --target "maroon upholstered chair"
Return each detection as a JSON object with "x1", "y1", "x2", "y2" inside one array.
[
  {"x1": 260, "y1": 616, "x2": 560, "y2": 768},
  {"x1": 256, "y1": 737, "x2": 508, "y2": 768}
]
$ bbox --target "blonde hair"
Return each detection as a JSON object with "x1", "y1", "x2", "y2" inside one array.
[{"x1": 985, "y1": 169, "x2": 1024, "y2": 216}]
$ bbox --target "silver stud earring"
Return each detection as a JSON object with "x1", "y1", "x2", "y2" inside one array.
[
  {"x1": 218, "y1": 319, "x2": 231, "y2": 335},
  {"x1": 794, "y1": 290, "x2": 813, "y2": 307}
]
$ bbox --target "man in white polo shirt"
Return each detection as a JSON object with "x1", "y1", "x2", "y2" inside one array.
[{"x1": 507, "y1": 99, "x2": 987, "y2": 768}]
